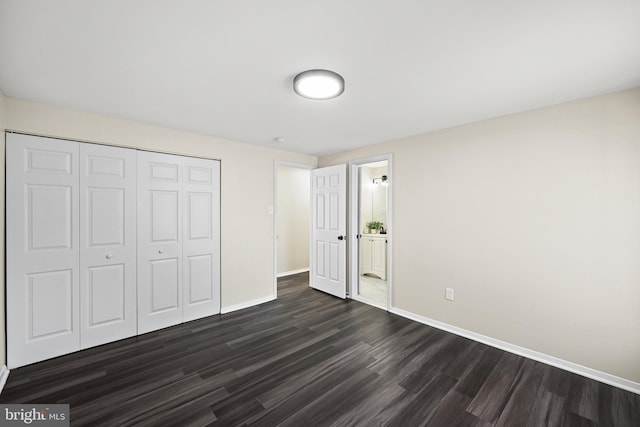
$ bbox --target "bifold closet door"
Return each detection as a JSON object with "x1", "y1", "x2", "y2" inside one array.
[
  {"x1": 137, "y1": 151, "x2": 184, "y2": 334},
  {"x1": 7, "y1": 135, "x2": 221, "y2": 366},
  {"x1": 79, "y1": 143, "x2": 137, "y2": 348},
  {"x1": 183, "y1": 157, "x2": 221, "y2": 321},
  {"x1": 6, "y1": 133, "x2": 80, "y2": 368}
]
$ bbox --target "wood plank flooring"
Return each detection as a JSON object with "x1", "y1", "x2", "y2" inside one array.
[{"x1": 1, "y1": 272, "x2": 638, "y2": 426}]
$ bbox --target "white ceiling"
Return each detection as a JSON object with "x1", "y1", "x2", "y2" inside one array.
[{"x1": 1, "y1": 1, "x2": 639, "y2": 156}]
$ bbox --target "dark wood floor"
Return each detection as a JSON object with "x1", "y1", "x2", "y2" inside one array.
[{"x1": 2, "y1": 272, "x2": 638, "y2": 426}]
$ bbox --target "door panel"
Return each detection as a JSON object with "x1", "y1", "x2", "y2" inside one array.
[
  {"x1": 182, "y1": 157, "x2": 221, "y2": 321},
  {"x1": 186, "y1": 255, "x2": 213, "y2": 303},
  {"x1": 88, "y1": 188, "x2": 125, "y2": 246},
  {"x1": 329, "y1": 193, "x2": 339, "y2": 230},
  {"x1": 86, "y1": 154, "x2": 124, "y2": 176},
  {"x1": 87, "y1": 264, "x2": 125, "y2": 325},
  {"x1": 310, "y1": 164, "x2": 347, "y2": 298},
  {"x1": 80, "y1": 143, "x2": 137, "y2": 349},
  {"x1": 316, "y1": 241, "x2": 326, "y2": 277},
  {"x1": 27, "y1": 185, "x2": 73, "y2": 250},
  {"x1": 7, "y1": 133, "x2": 80, "y2": 368},
  {"x1": 330, "y1": 243, "x2": 340, "y2": 281},
  {"x1": 28, "y1": 269, "x2": 73, "y2": 338},
  {"x1": 187, "y1": 193, "x2": 212, "y2": 239},
  {"x1": 151, "y1": 191, "x2": 180, "y2": 241},
  {"x1": 150, "y1": 162, "x2": 179, "y2": 181},
  {"x1": 316, "y1": 194, "x2": 325, "y2": 228},
  {"x1": 138, "y1": 151, "x2": 183, "y2": 333},
  {"x1": 26, "y1": 148, "x2": 73, "y2": 174},
  {"x1": 150, "y1": 258, "x2": 180, "y2": 312}
]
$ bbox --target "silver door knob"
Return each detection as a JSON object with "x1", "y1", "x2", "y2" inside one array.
[
  {"x1": 106, "y1": 254, "x2": 112, "y2": 259},
  {"x1": 158, "y1": 249, "x2": 164, "y2": 254}
]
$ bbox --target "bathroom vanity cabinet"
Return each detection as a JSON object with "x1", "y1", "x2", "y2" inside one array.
[{"x1": 360, "y1": 234, "x2": 387, "y2": 280}]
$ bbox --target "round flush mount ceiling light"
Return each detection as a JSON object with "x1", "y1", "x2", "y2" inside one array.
[{"x1": 293, "y1": 69, "x2": 345, "y2": 100}]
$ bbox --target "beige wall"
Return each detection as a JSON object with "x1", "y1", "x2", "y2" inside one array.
[
  {"x1": 2, "y1": 98, "x2": 317, "y2": 337},
  {"x1": 320, "y1": 87, "x2": 640, "y2": 384},
  {"x1": 0, "y1": 91, "x2": 6, "y2": 367},
  {"x1": 277, "y1": 167, "x2": 310, "y2": 274}
]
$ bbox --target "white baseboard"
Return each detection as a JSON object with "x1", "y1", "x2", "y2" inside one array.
[
  {"x1": 221, "y1": 296, "x2": 276, "y2": 314},
  {"x1": 389, "y1": 306, "x2": 640, "y2": 395},
  {"x1": 0, "y1": 365, "x2": 10, "y2": 395},
  {"x1": 276, "y1": 268, "x2": 309, "y2": 278}
]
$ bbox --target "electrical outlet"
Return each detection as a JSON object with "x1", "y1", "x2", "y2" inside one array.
[{"x1": 445, "y1": 288, "x2": 455, "y2": 301}]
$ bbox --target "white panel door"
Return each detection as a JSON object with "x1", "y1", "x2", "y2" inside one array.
[
  {"x1": 310, "y1": 164, "x2": 347, "y2": 298},
  {"x1": 80, "y1": 143, "x2": 137, "y2": 348},
  {"x1": 182, "y1": 157, "x2": 221, "y2": 321},
  {"x1": 137, "y1": 151, "x2": 183, "y2": 333},
  {"x1": 6, "y1": 133, "x2": 80, "y2": 368}
]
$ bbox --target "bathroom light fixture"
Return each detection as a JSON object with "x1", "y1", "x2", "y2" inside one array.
[
  {"x1": 293, "y1": 69, "x2": 345, "y2": 100},
  {"x1": 372, "y1": 175, "x2": 388, "y2": 185}
]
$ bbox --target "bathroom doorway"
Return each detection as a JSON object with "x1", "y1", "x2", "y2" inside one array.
[{"x1": 349, "y1": 155, "x2": 392, "y2": 310}]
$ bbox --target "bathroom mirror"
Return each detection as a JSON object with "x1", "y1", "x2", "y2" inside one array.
[{"x1": 359, "y1": 162, "x2": 388, "y2": 232}]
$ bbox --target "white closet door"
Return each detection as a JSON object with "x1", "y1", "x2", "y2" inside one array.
[
  {"x1": 6, "y1": 133, "x2": 80, "y2": 368},
  {"x1": 182, "y1": 157, "x2": 221, "y2": 321},
  {"x1": 137, "y1": 151, "x2": 183, "y2": 333},
  {"x1": 79, "y1": 143, "x2": 137, "y2": 348}
]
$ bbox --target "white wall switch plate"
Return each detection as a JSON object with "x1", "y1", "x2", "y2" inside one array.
[{"x1": 445, "y1": 288, "x2": 455, "y2": 301}]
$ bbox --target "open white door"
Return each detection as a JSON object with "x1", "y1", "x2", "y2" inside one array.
[{"x1": 310, "y1": 164, "x2": 347, "y2": 298}]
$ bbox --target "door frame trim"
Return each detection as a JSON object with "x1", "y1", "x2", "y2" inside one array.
[
  {"x1": 273, "y1": 161, "x2": 313, "y2": 298},
  {"x1": 348, "y1": 154, "x2": 393, "y2": 310},
  {"x1": 5, "y1": 130, "x2": 222, "y2": 161}
]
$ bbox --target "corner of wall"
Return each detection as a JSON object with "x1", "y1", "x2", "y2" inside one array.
[
  {"x1": 0, "y1": 365, "x2": 9, "y2": 395},
  {"x1": 0, "y1": 90, "x2": 6, "y2": 369}
]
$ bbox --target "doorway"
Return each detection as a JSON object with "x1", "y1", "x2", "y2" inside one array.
[
  {"x1": 274, "y1": 162, "x2": 312, "y2": 297},
  {"x1": 349, "y1": 155, "x2": 392, "y2": 310}
]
